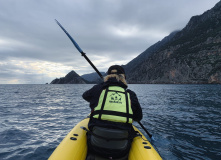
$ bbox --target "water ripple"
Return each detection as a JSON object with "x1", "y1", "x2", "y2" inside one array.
[{"x1": 0, "y1": 84, "x2": 220, "y2": 160}]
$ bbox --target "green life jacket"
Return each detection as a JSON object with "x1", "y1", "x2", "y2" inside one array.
[{"x1": 92, "y1": 86, "x2": 133, "y2": 123}]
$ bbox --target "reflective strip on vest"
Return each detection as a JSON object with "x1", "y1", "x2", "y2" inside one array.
[{"x1": 92, "y1": 86, "x2": 133, "y2": 123}]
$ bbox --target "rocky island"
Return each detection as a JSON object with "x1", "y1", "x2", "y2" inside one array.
[{"x1": 50, "y1": 71, "x2": 86, "y2": 84}]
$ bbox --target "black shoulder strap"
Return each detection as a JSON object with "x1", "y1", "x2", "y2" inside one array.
[
  {"x1": 125, "y1": 89, "x2": 129, "y2": 123},
  {"x1": 98, "y1": 87, "x2": 109, "y2": 120}
]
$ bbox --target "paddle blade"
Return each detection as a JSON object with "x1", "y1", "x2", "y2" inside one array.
[
  {"x1": 150, "y1": 135, "x2": 156, "y2": 142},
  {"x1": 55, "y1": 19, "x2": 83, "y2": 53}
]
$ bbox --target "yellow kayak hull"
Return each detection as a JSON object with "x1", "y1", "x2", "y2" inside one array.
[{"x1": 48, "y1": 118, "x2": 162, "y2": 160}]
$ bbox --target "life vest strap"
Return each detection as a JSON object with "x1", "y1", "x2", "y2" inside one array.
[
  {"x1": 98, "y1": 88, "x2": 109, "y2": 120},
  {"x1": 125, "y1": 89, "x2": 129, "y2": 123},
  {"x1": 108, "y1": 89, "x2": 125, "y2": 94},
  {"x1": 92, "y1": 110, "x2": 133, "y2": 119}
]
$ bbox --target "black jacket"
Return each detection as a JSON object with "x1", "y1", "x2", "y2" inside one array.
[{"x1": 82, "y1": 78, "x2": 143, "y2": 131}]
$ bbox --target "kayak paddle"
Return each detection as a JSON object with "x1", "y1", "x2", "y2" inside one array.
[
  {"x1": 55, "y1": 19, "x2": 103, "y2": 80},
  {"x1": 55, "y1": 19, "x2": 153, "y2": 140}
]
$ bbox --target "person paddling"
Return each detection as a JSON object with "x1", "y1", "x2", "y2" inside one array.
[{"x1": 82, "y1": 65, "x2": 143, "y2": 160}]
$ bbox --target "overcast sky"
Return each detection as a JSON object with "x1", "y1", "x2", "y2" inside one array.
[{"x1": 0, "y1": 0, "x2": 220, "y2": 84}]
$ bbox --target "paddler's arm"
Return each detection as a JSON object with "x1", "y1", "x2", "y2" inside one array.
[
  {"x1": 82, "y1": 87, "x2": 94, "y2": 102},
  {"x1": 127, "y1": 89, "x2": 143, "y2": 122},
  {"x1": 82, "y1": 84, "x2": 103, "y2": 110}
]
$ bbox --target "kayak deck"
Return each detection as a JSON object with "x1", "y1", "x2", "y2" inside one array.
[{"x1": 48, "y1": 118, "x2": 162, "y2": 160}]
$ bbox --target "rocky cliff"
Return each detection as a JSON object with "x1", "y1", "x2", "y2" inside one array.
[
  {"x1": 124, "y1": 30, "x2": 179, "y2": 74},
  {"x1": 126, "y1": 1, "x2": 221, "y2": 84},
  {"x1": 50, "y1": 70, "x2": 86, "y2": 84}
]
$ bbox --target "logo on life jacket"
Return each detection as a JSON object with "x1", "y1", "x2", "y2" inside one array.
[{"x1": 109, "y1": 92, "x2": 122, "y2": 104}]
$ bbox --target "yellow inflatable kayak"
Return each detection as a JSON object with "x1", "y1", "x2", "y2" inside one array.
[{"x1": 48, "y1": 118, "x2": 162, "y2": 160}]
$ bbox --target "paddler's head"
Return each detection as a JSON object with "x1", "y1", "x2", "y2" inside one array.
[
  {"x1": 104, "y1": 65, "x2": 127, "y2": 85},
  {"x1": 107, "y1": 65, "x2": 125, "y2": 76}
]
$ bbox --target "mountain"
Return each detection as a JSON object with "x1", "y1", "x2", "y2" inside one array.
[
  {"x1": 124, "y1": 30, "x2": 179, "y2": 74},
  {"x1": 81, "y1": 72, "x2": 106, "y2": 83},
  {"x1": 50, "y1": 1, "x2": 221, "y2": 84},
  {"x1": 50, "y1": 70, "x2": 86, "y2": 84},
  {"x1": 126, "y1": 1, "x2": 221, "y2": 84}
]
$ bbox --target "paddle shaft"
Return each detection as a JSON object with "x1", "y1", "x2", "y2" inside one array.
[
  {"x1": 138, "y1": 121, "x2": 152, "y2": 139},
  {"x1": 81, "y1": 52, "x2": 103, "y2": 79},
  {"x1": 55, "y1": 19, "x2": 103, "y2": 79},
  {"x1": 55, "y1": 19, "x2": 152, "y2": 139}
]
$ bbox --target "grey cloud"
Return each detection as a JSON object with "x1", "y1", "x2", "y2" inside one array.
[{"x1": 0, "y1": 0, "x2": 220, "y2": 83}]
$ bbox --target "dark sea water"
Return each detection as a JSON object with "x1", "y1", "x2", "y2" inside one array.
[{"x1": 0, "y1": 84, "x2": 220, "y2": 160}]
